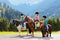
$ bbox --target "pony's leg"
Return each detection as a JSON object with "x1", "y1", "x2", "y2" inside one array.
[
  {"x1": 49, "y1": 31, "x2": 51, "y2": 37},
  {"x1": 26, "y1": 23, "x2": 29, "y2": 35},
  {"x1": 27, "y1": 28, "x2": 32, "y2": 35},
  {"x1": 26, "y1": 29, "x2": 29, "y2": 35},
  {"x1": 31, "y1": 29, "x2": 34, "y2": 37},
  {"x1": 29, "y1": 27, "x2": 32, "y2": 34},
  {"x1": 41, "y1": 30, "x2": 45, "y2": 37},
  {"x1": 46, "y1": 32, "x2": 48, "y2": 37},
  {"x1": 17, "y1": 25, "x2": 22, "y2": 35},
  {"x1": 26, "y1": 29, "x2": 31, "y2": 36},
  {"x1": 32, "y1": 31, "x2": 34, "y2": 37},
  {"x1": 45, "y1": 30, "x2": 49, "y2": 37}
]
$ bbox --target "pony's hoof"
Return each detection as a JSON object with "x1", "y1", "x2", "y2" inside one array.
[
  {"x1": 32, "y1": 36, "x2": 34, "y2": 37},
  {"x1": 42, "y1": 36, "x2": 45, "y2": 37}
]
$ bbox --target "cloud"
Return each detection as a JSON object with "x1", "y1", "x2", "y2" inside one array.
[{"x1": 8, "y1": 0, "x2": 43, "y2": 6}]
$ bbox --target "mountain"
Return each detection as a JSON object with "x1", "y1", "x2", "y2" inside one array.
[
  {"x1": 30, "y1": 0, "x2": 60, "y2": 18},
  {"x1": 0, "y1": 0, "x2": 60, "y2": 21},
  {"x1": 5, "y1": 8, "x2": 21, "y2": 20},
  {"x1": 39, "y1": 0, "x2": 60, "y2": 18},
  {"x1": 0, "y1": 3, "x2": 22, "y2": 21}
]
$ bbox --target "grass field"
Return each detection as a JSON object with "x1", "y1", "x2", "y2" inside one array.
[{"x1": 0, "y1": 31, "x2": 60, "y2": 35}]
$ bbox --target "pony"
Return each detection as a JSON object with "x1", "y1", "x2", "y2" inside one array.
[
  {"x1": 11, "y1": 19, "x2": 25, "y2": 34},
  {"x1": 25, "y1": 16, "x2": 35, "y2": 37},
  {"x1": 40, "y1": 23, "x2": 52, "y2": 37},
  {"x1": 11, "y1": 17, "x2": 35, "y2": 37}
]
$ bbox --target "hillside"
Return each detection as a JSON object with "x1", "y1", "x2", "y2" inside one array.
[
  {"x1": 0, "y1": 3, "x2": 22, "y2": 21},
  {"x1": 40, "y1": 2, "x2": 60, "y2": 18},
  {"x1": 27, "y1": 0, "x2": 60, "y2": 18}
]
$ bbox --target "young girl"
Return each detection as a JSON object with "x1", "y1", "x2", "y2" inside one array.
[{"x1": 35, "y1": 12, "x2": 39, "y2": 22}]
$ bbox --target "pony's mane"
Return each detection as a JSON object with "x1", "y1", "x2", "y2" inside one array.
[{"x1": 27, "y1": 16, "x2": 34, "y2": 22}]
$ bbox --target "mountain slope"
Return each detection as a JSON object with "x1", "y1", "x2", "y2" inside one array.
[
  {"x1": 39, "y1": 0, "x2": 60, "y2": 18},
  {"x1": 0, "y1": 3, "x2": 22, "y2": 21},
  {"x1": 23, "y1": 0, "x2": 60, "y2": 18}
]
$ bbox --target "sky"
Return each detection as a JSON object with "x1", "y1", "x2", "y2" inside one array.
[{"x1": 0, "y1": 0, "x2": 57, "y2": 16}]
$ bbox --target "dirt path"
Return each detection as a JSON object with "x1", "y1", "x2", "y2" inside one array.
[{"x1": 0, "y1": 34, "x2": 60, "y2": 40}]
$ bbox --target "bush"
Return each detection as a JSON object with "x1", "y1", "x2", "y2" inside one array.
[
  {"x1": 48, "y1": 18, "x2": 60, "y2": 31},
  {"x1": 0, "y1": 17, "x2": 60, "y2": 31},
  {"x1": 0, "y1": 18, "x2": 8, "y2": 31},
  {"x1": 9, "y1": 23, "x2": 18, "y2": 32}
]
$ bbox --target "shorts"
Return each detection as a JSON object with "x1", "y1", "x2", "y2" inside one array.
[{"x1": 35, "y1": 20, "x2": 39, "y2": 22}]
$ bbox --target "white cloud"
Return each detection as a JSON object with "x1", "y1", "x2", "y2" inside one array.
[{"x1": 8, "y1": 0, "x2": 43, "y2": 6}]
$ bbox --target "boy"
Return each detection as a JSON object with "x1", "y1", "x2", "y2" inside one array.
[
  {"x1": 43, "y1": 16, "x2": 48, "y2": 31},
  {"x1": 20, "y1": 14, "x2": 25, "y2": 27}
]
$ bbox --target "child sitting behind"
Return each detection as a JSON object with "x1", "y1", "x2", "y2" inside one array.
[{"x1": 40, "y1": 18, "x2": 44, "y2": 29}]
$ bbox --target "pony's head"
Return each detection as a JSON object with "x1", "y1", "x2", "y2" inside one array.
[
  {"x1": 11, "y1": 19, "x2": 21, "y2": 26},
  {"x1": 25, "y1": 16, "x2": 34, "y2": 22}
]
